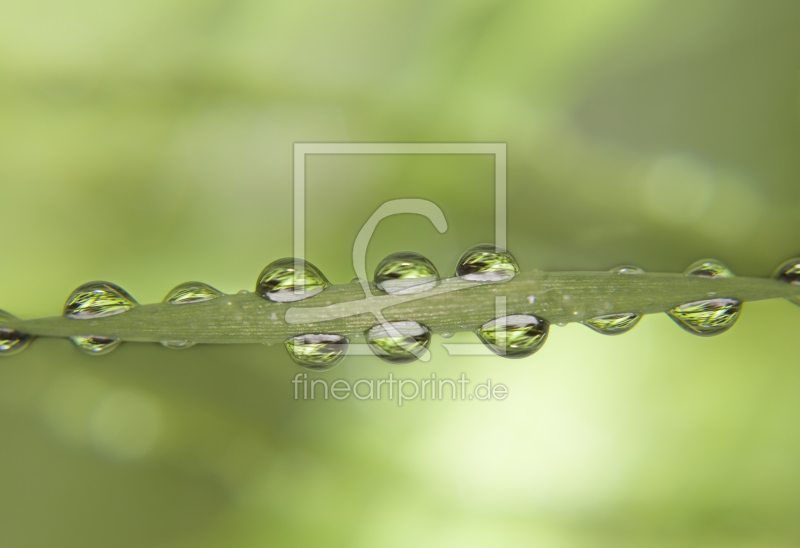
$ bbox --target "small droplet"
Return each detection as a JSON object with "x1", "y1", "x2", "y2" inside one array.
[
  {"x1": 255, "y1": 258, "x2": 330, "y2": 303},
  {"x1": 269, "y1": 312, "x2": 278, "y2": 321},
  {"x1": 284, "y1": 334, "x2": 348, "y2": 371},
  {"x1": 455, "y1": 244, "x2": 519, "y2": 282},
  {"x1": 365, "y1": 321, "x2": 431, "y2": 364},
  {"x1": 163, "y1": 281, "x2": 225, "y2": 304},
  {"x1": 773, "y1": 258, "x2": 800, "y2": 306},
  {"x1": 237, "y1": 290, "x2": 249, "y2": 295},
  {"x1": 476, "y1": 314, "x2": 549, "y2": 359},
  {"x1": 350, "y1": 277, "x2": 367, "y2": 285},
  {"x1": 584, "y1": 313, "x2": 641, "y2": 335},
  {"x1": 440, "y1": 332, "x2": 454, "y2": 339},
  {"x1": 527, "y1": 295, "x2": 536, "y2": 304},
  {"x1": 774, "y1": 258, "x2": 800, "y2": 284},
  {"x1": 0, "y1": 310, "x2": 34, "y2": 356},
  {"x1": 684, "y1": 259, "x2": 735, "y2": 279},
  {"x1": 374, "y1": 251, "x2": 439, "y2": 295},
  {"x1": 160, "y1": 340, "x2": 196, "y2": 350},
  {"x1": 610, "y1": 265, "x2": 645, "y2": 275},
  {"x1": 70, "y1": 335, "x2": 121, "y2": 355},
  {"x1": 63, "y1": 281, "x2": 137, "y2": 319},
  {"x1": 668, "y1": 298, "x2": 742, "y2": 336}
]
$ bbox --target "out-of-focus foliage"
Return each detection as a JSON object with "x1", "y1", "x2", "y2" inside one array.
[{"x1": 1, "y1": 0, "x2": 800, "y2": 546}]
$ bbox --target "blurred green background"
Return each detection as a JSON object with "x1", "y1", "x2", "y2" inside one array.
[{"x1": 2, "y1": 0, "x2": 800, "y2": 546}]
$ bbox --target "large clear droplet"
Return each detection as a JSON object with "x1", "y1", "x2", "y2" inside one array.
[
  {"x1": 374, "y1": 251, "x2": 440, "y2": 295},
  {"x1": 160, "y1": 340, "x2": 196, "y2": 350},
  {"x1": 163, "y1": 282, "x2": 224, "y2": 304},
  {"x1": 684, "y1": 259, "x2": 735, "y2": 279},
  {"x1": 365, "y1": 321, "x2": 431, "y2": 364},
  {"x1": 284, "y1": 334, "x2": 348, "y2": 371},
  {"x1": 63, "y1": 281, "x2": 138, "y2": 319},
  {"x1": 584, "y1": 313, "x2": 641, "y2": 335},
  {"x1": 610, "y1": 265, "x2": 645, "y2": 275},
  {"x1": 455, "y1": 244, "x2": 519, "y2": 282},
  {"x1": 476, "y1": 314, "x2": 549, "y2": 359},
  {"x1": 668, "y1": 298, "x2": 742, "y2": 336},
  {"x1": 0, "y1": 310, "x2": 34, "y2": 356},
  {"x1": 70, "y1": 335, "x2": 121, "y2": 355},
  {"x1": 255, "y1": 258, "x2": 330, "y2": 303},
  {"x1": 773, "y1": 258, "x2": 800, "y2": 307}
]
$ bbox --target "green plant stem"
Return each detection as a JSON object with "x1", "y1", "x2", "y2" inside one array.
[{"x1": 5, "y1": 272, "x2": 799, "y2": 344}]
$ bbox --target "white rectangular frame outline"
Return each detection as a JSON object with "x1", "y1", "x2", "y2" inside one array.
[{"x1": 293, "y1": 143, "x2": 507, "y2": 263}]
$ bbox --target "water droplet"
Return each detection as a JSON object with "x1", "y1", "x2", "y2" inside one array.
[
  {"x1": 527, "y1": 295, "x2": 536, "y2": 304},
  {"x1": 0, "y1": 310, "x2": 34, "y2": 356},
  {"x1": 610, "y1": 265, "x2": 645, "y2": 275},
  {"x1": 255, "y1": 258, "x2": 330, "y2": 303},
  {"x1": 773, "y1": 258, "x2": 800, "y2": 306},
  {"x1": 684, "y1": 259, "x2": 734, "y2": 279},
  {"x1": 455, "y1": 244, "x2": 519, "y2": 282},
  {"x1": 70, "y1": 335, "x2": 121, "y2": 355},
  {"x1": 284, "y1": 334, "x2": 348, "y2": 371},
  {"x1": 774, "y1": 258, "x2": 800, "y2": 283},
  {"x1": 63, "y1": 281, "x2": 137, "y2": 319},
  {"x1": 476, "y1": 314, "x2": 549, "y2": 359},
  {"x1": 668, "y1": 298, "x2": 742, "y2": 336},
  {"x1": 440, "y1": 332, "x2": 454, "y2": 339},
  {"x1": 237, "y1": 290, "x2": 249, "y2": 295},
  {"x1": 163, "y1": 281, "x2": 225, "y2": 304},
  {"x1": 160, "y1": 340, "x2": 196, "y2": 350},
  {"x1": 350, "y1": 277, "x2": 367, "y2": 285},
  {"x1": 365, "y1": 321, "x2": 431, "y2": 364},
  {"x1": 583, "y1": 313, "x2": 641, "y2": 335},
  {"x1": 269, "y1": 312, "x2": 278, "y2": 321},
  {"x1": 374, "y1": 251, "x2": 440, "y2": 295}
]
